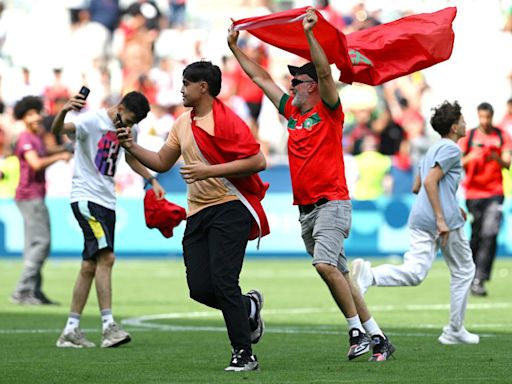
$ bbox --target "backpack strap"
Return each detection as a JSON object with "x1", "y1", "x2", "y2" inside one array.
[
  {"x1": 465, "y1": 127, "x2": 504, "y2": 155},
  {"x1": 493, "y1": 127, "x2": 504, "y2": 147},
  {"x1": 464, "y1": 128, "x2": 477, "y2": 155}
]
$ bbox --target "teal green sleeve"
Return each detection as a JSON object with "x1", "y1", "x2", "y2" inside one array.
[
  {"x1": 278, "y1": 94, "x2": 290, "y2": 116},
  {"x1": 322, "y1": 98, "x2": 341, "y2": 110}
]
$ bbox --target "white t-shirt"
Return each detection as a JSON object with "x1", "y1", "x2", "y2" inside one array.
[{"x1": 69, "y1": 109, "x2": 137, "y2": 210}]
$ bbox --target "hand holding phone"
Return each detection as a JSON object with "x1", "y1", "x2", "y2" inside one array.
[
  {"x1": 78, "y1": 86, "x2": 90, "y2": 100},
  {"x1": 74, "y1": 86, "x2": 90, "y2": 111}
]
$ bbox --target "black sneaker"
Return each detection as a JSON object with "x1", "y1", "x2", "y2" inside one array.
[
  {"x1": 247, "y1": 289, "x2": 264, "y2": 344},
  {"x1": 36, "y1": 292, "x2": 60, "y2": 305},
  {"x1": 369, "y1": 335, "x2": 395, "y2": 361},
  {"x1": 347, "y1": 328, "x2": 371, "y2": 360},
  {"x1": 470, "y1": 279, "x2": 487, "y2": 296},
  {"x1": 224, "y1": 349, "x2": 259, "y2": 372}
]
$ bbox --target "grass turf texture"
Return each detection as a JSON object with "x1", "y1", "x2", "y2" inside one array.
[{"x1": 1, "y1": 258, "x2": 510, "y2": 384}]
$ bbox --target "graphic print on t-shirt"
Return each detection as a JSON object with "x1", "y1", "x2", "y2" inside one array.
[
  {"x1": 287, "y1": 113, "x2": 321, "y2": 131},
  {"x1": 94, "y1": 131, "x2": 120, "y2": 177}
]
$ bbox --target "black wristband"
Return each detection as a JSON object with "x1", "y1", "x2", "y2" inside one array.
[{"x1": 144, "y1": 176, "x2": 156, "y2": 188}]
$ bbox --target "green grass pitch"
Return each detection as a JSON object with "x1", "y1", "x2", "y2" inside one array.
[{"x1": 1, "y1": 258, "x2": 510, "y2": 383}]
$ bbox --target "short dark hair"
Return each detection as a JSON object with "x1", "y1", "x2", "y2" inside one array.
[
  {"x1": 120, "y1": 91, "x2": 150, "y2": 123},
  {"x1": 430, "y1": 100, "x2": 462, "y2": 137},
  {"x1": 477, "y1": 102, "x2": 494, "y2": 115},
  {"x1": 14, "y1": 96, "x2": 43, "y2": 120},
  {"x1": 183, "y1": 61, "x2": 222, "y2": 97}
]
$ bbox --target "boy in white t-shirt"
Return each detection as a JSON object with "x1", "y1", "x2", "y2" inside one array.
[{"x1": 52, "y1": 91, "x2": 165, "y2": 348}]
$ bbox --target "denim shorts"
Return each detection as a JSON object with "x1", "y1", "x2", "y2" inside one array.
[{"x1": 299, "y1": 200, "x2": 352, "y2": 273}]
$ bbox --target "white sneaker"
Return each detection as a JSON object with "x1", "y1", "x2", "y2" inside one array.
[
  {"x1": 101, "y1": 322, "x2": 131, "y2": 348},
  {"x1": 438, "y1": 326, "x2": 479, "y2": 345},
  {"x1": 56, "y1": 328, "x2": 96, "y2": 348},
  {"x1": 350, "y1": 258, "x2": 373, "y2": 296}
]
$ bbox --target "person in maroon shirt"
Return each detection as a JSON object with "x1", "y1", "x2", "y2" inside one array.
[
  {"x1": 10, "y1": 96, "x2": 71, "y2": 305},
  {"x1": 228, "y1": 8, "x2": 394, "y2": 362}
]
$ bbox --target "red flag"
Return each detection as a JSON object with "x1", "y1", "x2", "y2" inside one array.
[
  {"x1": 143, "y1": 189, "x2": 186, "y2": 238},
  {"x1": 190, "y1": 99, "x2": 270, "y2": 242},
  {"x1": 233, "y1": 7, "x2": 354, "y2": 83},
  {"x1": 233, "y1": 7, "x2": 456, "y2": 86}
]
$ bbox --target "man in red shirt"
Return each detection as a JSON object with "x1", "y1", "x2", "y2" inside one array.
[
  {"x1": 459, "y1": 102, "x2": 512, "y2": 296},
  {"x1": 228, "y1": 8, "x2": 394, "y2": 362}
]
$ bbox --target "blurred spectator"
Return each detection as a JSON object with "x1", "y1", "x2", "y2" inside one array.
[
  {"x1": 459, "y1": 102, "x2": 512, "y2": 297},
  {"x1": 499, "y1": 97, "x2": 512, "y2": 135},
  {"x1": 232, "y1": 34, "x2": 269, "y2": 141},
  {"x1": 137, "y1": 1, "x2": 164, "y2": 31},
  {"x1": 148, "y1": 56, "x2": 184, "y2": 107},
  {"x1": 0, "y1": 2, "x2": 7, "y2": 60},
  {"x1": 112, "y1": 2, "x2": 159, "y2": 94},
  {"x1": 371, "y1": 106, "x2": 405, "y2": 155},
  {"x1": 315, "y1": 0, "x2": 344, "y2": 31},
  {"x1": 0, "y1": 152, "x2": 19, "y2": 198},
  {"x1": 89, "y1": 0, "x2": 121, "y2": 33},
  {"x1": 342, "y1": 2, "x2": 381, "y2": 33},
  {"x1": 353, "y1": 134, "x2": 392, "y2": 200},
  {"x1": 43, "y1": 68, "x2": 70, "y2": 116},
  {"x1": 137, "y1": 97, "x2": 176, "y2": 143},
  {"x1": 68, "y1": 7, "x2": 110, "y2": 67},
  {"x1": 390, "y1": 140, "x2": 414, "y2": 195},
  {"x1": 168, "y1": 0, "x2": 186, "y2": 29},
  {"x1": 503, "y1": 1, "x2": 512, "y2": 32},
  {"x1": 340, "y1": 83, "x2": 378, "y2": 155},
  {"x1": 500, "y1": 97, "x2": 512, "y2": 197},
  {"x1": 11, "y1": 67, "x2": 43, "y2": 103},
  {"x1": 344, "y1": 107, "x2": 373, "y2": 155}
]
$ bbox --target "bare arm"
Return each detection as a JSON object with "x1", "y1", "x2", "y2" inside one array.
[
  {"x1": 489, "y1": 149, "x2": 512, "y2": 169},
  {"x1": 117, "y1": 126, "x2": 181, "y2": 173},
  {"x1": 24, "y1": 150, "x2": 71, "y2": 172},
  {"x1": 125, "y1": 152, "x2": 166, "y2": 199},
  {"x1": 502, "y1": 150, "x2": 512, "y2": 169},
  {"x1": 51, "y1": 94, "x2": 87, "y2": 135},
  {"x1": 179, "y1": 151, "x2": 266, "y2": 184},
  {"x1": 423, "y1": 164, "x2": 449, "y2": 246},
  {"x1": 228, "y1": 25, "x2": 284, "y2": 109},
  {"x1": 303, "y1": 8, "x2": 339, "y2": 107}
]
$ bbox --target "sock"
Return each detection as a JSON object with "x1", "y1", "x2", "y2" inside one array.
[
  {"x1": 347, "y1": 315, "x2": 364, "y2": 332},
  {"x1": 64, "y1": 313, "x2": 80, "y2": 334},
  {"x1": 362, "y1": 317, "x2": 385, "y2": 338},
  {"x1": 101, "y1": 309, "x2": 114, "y2": 332}
]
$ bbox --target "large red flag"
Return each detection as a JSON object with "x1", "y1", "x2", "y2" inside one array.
[
  {"x1": 233, "y1": 7, "x2": 354, "y2": 83},
  {"x1": 233, "y1": 7, "x2": 456, "y2": 86}
]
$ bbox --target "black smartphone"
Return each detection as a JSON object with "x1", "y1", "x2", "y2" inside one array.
[
  {"x1": 116, "y1": 113, "x2": 124, "y2": 127},
  {"x1": 78, "y1": 86, "x2": 90, "y2": 100}
]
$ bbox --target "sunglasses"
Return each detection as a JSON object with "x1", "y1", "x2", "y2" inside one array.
[{"x1": 291, "y1": 78, "x2": 315, "y2": 87}]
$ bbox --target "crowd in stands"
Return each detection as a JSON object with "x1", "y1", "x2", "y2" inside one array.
[{"x1": 0, "y1": 0, "x2": 511, "y2": 200}]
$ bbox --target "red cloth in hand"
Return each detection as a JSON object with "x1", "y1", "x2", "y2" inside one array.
[{"x1": 143, "y1": 189, "x2": 186, "y2": 238}]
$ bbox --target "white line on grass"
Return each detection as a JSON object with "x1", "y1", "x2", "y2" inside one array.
[{"x1": 1, "y1": 302, "x2": 509, "y2": 336}]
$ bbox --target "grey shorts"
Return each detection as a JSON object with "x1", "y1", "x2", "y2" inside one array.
[{"x1": 298, "y1": 200, "x2": 352, "y2": 273}]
